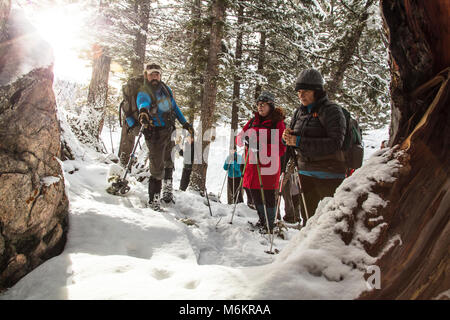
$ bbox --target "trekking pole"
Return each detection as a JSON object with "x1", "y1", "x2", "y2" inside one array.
[
  {"x1": 217, "y1": 170, "x2": 228, "y2": 201},
  {"x1": 205, "y1": 187, "x2": 213, "y2": 217},
  {"x1": 254, "y1": 152, "x2": 275, "y2": 254},
  {"x1": 107, "y1": 126, "x2": 145, "y2": 195},
  {"x1": 289, "y1": 150, "x2": 309, "y2": 223},
  {"x1": 274, "y1": 172, "x2": 285, "y2": 226},
  {"x1": 123, "y1": 126, "x2": 145, "y2": 181},
  {"x1": 227, "y1": 147, "x2": 250, "y2": 225}
]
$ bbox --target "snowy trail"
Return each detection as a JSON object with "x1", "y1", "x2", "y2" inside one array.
[
  {"x1": 1, "y1": 143, "x2": 295, "y2": 299},
  {"x1": 1, "y1": 123, "x2": 391, "y2": 300}
]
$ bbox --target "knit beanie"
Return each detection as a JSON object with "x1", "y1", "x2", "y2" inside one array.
[
  {"x1": 256, "y1": 91, "x2": 275, "y2": 109},
  {"x1": 295, "y1": 68, "x2": 324, "y2": 91}
]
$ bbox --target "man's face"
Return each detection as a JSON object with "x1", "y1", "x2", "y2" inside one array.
[{"x1": 147, "y1": 71, "x2": 161, "y2": 85}]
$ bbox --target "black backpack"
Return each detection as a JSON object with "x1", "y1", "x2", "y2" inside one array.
[{"x1": 338, "y1": 107, "x2": 364, "y2": 169}]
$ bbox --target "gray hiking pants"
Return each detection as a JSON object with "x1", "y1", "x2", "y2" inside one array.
[{"x1": 144, "y1": 126, "x2": 175, "y2": 180}]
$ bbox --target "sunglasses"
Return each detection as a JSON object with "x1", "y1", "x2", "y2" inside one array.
[
  {"x1": 146, "y1": 64, "x2": 161, "y2": 70},
  {"x1": 257, "y1": 97, "x2": 272, "y2": 103}
]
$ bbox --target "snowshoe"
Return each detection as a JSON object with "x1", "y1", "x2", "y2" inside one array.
[
  {"x1": 203, "y1": 192, "x2": 220, "y2": 206},
  {"x1": 247, "y1": 220, "x2": 264, "y2": 232},
  {"x1": 106, "y1": 177, "x2": 130, "y2": 195}
]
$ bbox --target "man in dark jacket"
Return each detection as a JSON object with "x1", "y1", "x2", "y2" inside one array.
[
  {"x1": 282, "y1": 68, "x2": 346, "y2": 225},
  {"x1": 137, "y1": 63, "x2": 193, "y2": 211}
]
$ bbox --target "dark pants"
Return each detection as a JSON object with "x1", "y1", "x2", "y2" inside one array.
[
  {"x1": 227, "y1": 177, "x2": 243, "y2": 204},
  {"x1": 244, "y1": 187, "x2": 254, "y2": 206},
  {"x1": 179, "y1": 166, "x2": 192, "y2": 191},
  {"x1": 144, "y1": 127, "x2": 175, "y2": 180},
  {"x1": 249, "y1": 189, "x2": 276, "y2": 230},
  {"x1": 298, "y1": 174, "x2": 344, "y2": 224},
  {"x1": 179, "y1": 141, "x2": 195, "y2": 191}
]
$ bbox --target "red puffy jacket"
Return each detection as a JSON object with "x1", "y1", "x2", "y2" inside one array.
[{"x1": 236, "y1": 108, "x2": 286, "y2": 190}]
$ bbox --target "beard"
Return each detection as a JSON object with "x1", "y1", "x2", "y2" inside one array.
[{"x1": 150, "y1": 79, "x2": 160, "y2": 90}]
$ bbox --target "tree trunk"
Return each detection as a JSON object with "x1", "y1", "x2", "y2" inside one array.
[
  {"x1": 0, "y1": 0, "x2": 10, "y2": 42},
  {"x1": 356, "y1": 0, "x2": 450, "y2": 299},
  {"x1": 190, "y1": 0, "x2": 226, "y2": 192},
  {"x1": 254, "y1": 31, "x2": 266, "y2": 100},
  {"x1": 230, "y1": 2, "x2": 244, "y2": 149},
  {"x1": 130, "y1": 0, "x2": 150, "y2": 76},
  {"x1": 187, "y1": 0, "x2": 204, "y2": 124},
  {"x1": 87, "y1": 45, "x2": 111, "y2": 140}
]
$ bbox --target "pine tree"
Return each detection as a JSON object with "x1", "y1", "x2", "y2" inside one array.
[{"x1": 190, "y1": 0, "x2": 227, "y2": 192}]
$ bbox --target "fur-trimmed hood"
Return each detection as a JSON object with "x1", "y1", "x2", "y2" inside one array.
[{"x1": 253, "y1": 107, "x2": 286, "y2": 125}]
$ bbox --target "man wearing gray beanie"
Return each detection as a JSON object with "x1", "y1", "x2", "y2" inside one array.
[{"x1": 282, "y1": 68, "x2": 346, "y2": 226}]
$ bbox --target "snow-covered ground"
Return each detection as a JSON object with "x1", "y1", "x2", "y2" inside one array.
[{"x1": 1, "y1": 120, "x2": 391, "y2": 300}]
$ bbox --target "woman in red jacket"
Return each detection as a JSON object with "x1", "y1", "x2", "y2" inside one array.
[{"x1": 236, "y1": 91, "x2": 286, "y2": 232}]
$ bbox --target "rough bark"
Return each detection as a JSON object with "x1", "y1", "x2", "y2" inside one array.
[
  {"x1": 0, "y1": 0, "x2": 10, "y2": 42},
  {"x1": 71, "y1": 44, "x2": 111, "y2": 151},
  {"x1": 0, "y1": 8, "x2": 68, "y2": 290},
  {"x1": 187, "y1": 0, "x2": 204, "y2": 124},
  {"x1": 356, "y1": 0, "x2": 450, "y2": 299},
  {"x1": 130, "y1": 0, "x2": 150, "y2": 76},
  {"x1": 254, "y1": 31, "x2": 266, "y2": 100},
  {"x1": 230, "y1": 3, "x2": 244, "y2": 148},
  {"x1": 190, "y1": 0, "x2": 226, "y2": 192},
  {"x1": 87, "y1": 46, "x2": 111, "y2": 139}
]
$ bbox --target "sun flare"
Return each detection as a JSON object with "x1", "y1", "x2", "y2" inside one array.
[{"x1": 26, "y1": 3, "x2": 92, "y2": 82}]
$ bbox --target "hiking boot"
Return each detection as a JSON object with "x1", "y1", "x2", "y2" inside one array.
[
  {"x1": 259, "y1": 224, "x2": 274, "y2": 234},
  {"x1": 162, "y1": 179, "x2": 173, "y2": 204},
  {"x1": 149, "y1": 193, "x2": 161, "y2": 211},
  {"x1": 254, "y1": 220, "x2": 264, "y2": 229},
  {"x1": 148, "y1": 177, "x2": 162, "y2": 211}
]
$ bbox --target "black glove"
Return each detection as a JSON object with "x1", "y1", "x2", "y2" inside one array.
[
  {"x1": 244, "y1": 136, "x2": 249, "y2": 147},
  {"x1": 183, "y1": 122, "x2": 194, "y2": 136},
  {"x1": 244, "y1": 136, "x2": 258, "y2": 151},
  {"x1": 138, "y1": 109, "x2": 151, "y2": 128}
]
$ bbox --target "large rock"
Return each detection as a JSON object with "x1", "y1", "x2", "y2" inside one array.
[{"x1": 0, "y1": 8, "x2": 68, "y2": 290}]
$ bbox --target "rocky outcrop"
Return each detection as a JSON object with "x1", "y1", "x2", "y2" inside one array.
[{"x1": 0, "y1": 7, "x2": 68, "y2": 290}]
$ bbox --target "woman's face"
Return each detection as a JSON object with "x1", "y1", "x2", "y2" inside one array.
[
  {"x1": 297, "y1": 89, "x2": 315, "y2": 106},
  {"x1": 257, "y1": 101, "x2": 271, "y2": 117}
]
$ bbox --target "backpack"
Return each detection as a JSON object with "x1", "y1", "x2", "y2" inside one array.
[
  {"x1": 119, "y1": 76, "x2": 174, "y2": 128},
  {"x1": 119, "y1": 75, "x2": 144, "y2": 128},
  {"x1": 319, "y1": 103, "x2": 364, "y2": 170}
]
